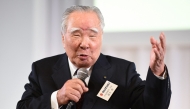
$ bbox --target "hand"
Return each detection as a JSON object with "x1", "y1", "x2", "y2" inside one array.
[
  {"x1": 150, "y1": 32, "x2": 166, "y2": 76},
  {"x1": 57, "y1": 78, "x2": 88, "y2": 106}
]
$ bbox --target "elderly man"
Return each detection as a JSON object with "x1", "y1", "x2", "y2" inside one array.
[{"x1": 17, "y1": 5, "x2": 171, "y2": 109}]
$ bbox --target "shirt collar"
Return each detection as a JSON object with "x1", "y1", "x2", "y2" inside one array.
[{"x1": 68, "y1": 58, "x2": 92, "y2": 77}]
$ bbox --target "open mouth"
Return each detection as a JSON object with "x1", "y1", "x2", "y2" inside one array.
[
  {"x1": 80, "y1": 54, "x2": 87, "y2": 56},
  {"x1": 78, "y1": 54, "x2": 88, "y2": 60}
]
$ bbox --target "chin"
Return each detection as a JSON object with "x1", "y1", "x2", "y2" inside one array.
[
  {"x1": 77, "y1": 63, "x2": 90, "y2": 68},
  {"x1": 76, "y1": 61, "x2": 93, "y2": 68}
]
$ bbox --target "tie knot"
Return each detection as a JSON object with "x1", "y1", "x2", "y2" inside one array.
[{"x1": 73, "y1": 68, "x2": 89, "y2": 81}]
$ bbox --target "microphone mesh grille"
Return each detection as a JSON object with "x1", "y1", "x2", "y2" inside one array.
[{"x1": 77, "y1": 68, "x2": 89, "y2": 80}]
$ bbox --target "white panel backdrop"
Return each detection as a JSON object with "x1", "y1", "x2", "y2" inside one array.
[{"x1": 0, "y1": 0, "x2": 189, "y2": 109}]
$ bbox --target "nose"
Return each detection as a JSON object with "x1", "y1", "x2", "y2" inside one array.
[{"x1": 80, "y1": 37, "x2": 89, "y2": 50}]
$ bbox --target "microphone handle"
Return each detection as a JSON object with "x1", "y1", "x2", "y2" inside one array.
[{"x1": 66, "y1": 101, "x2": 74, "y2": 109}]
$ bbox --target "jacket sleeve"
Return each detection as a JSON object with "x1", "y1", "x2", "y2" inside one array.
[
  {"x1": 143, "y1": 66, "x2": 171, "y2": 109},
  {"x1": 128, "y1": 62, "x2": 171, "y2": 109},
  {"x1": 16, "y1": 62, "x2": 52, "y2": 109}
]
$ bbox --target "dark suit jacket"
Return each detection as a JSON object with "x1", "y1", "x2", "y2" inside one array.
[{"x1": 17, "y1": 53, "x2": 171, "y2": 109}]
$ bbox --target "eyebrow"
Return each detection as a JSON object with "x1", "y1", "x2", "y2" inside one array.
[
  {"x1": 69, "y1": 27, "x2": 99, "y2": 33},
  {"x1": 69, "y1": 28, "x2": 81, "y2": 33},
  {"x1": 90, "y1": 28, "x2": 99, "y2": 33}
]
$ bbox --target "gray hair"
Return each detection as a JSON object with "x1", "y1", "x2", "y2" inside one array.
[{"x1": 61, "y1": 5, "x2": 105, "y2": 34}]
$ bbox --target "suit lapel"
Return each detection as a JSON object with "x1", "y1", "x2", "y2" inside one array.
[
  {"x1": 51, "y1": 54, "x2": 72, "y2": 89},
  {"x1": 83, "y1": 54, "x2": 114, "y2": 109},
  {"x1": 51, "y1": 53, "x2": 114, "y2": 109}
]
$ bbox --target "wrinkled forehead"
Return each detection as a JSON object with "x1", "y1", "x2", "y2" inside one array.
[{"x1": 66, "y1": 11, "x2": 101, "y2": 31}]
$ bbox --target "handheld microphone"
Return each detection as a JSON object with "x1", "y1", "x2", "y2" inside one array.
[{"x1": 66, "y1": 68, "x2": 89, "y2": 109}]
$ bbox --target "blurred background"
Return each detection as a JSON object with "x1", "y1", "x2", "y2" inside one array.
[{"x1": 0, "y1": 0, "x2": 190, "y2": 109}]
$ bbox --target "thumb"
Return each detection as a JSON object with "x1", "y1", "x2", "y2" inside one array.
[{"x1": 83, "y1": 87, "x2": 89, "y2": 92}]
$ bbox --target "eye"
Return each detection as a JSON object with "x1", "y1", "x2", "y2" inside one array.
[
  {"x1": 73, "y1": 33, "x2": 81, "y2": 37},
  {"x1": 90, "y1": 35, "x2": 96, "y2": 37},
  {"x1": 89, "y1": 33, "x2": 97, "y2": 38}
]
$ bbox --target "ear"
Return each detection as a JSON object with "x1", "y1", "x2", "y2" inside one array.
[{"x1": 62, "y1": 35, "x2": 65, "y2": 48}]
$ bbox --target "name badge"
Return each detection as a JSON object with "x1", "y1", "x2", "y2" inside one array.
[{"x1": 97, "y1": 80, "x2": 118, "y2": 101}]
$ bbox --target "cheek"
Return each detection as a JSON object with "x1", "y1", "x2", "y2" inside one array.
[
  {"x1": 91, "y1": 39, "x2": 102, "y2": 53},
  {"x1": 65, "y1": 38, "x2": 80, "y2": 51}
]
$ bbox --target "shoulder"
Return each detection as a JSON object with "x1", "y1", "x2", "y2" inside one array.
[
  {"x1": 102, "y1": 54, "x2": 134, "y2": 67},
  {"x1": 33, "y1": 53, "x2": 66, "y2": 68}
]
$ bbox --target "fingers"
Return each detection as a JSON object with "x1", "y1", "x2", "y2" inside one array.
[
  {"x1": 71, "y1": 79, "x2": 88, "y2": 93},
  {"x1": 159, "y1": 32, "x2": 166, "y2": 53},
  {"x1": 154, "y1": 43, "x2": 164, "y2": 63},
  {"x1": 152, "y1": 39, "x2": 164, "y2": 61},
  {"x1": 57, "y1": 78, "x2": 88, "y2": 105},
  {"x1": 149, "y1": 32, "x2": 166, "y2": 75},
  {"x1": 150, "y1": 33, "x2": 166, "y2": 59},
  {"x1": 155, "y1": 33, "x2": 166, "y2": 60},
  {"x1": 65, "y1": 87, "x2": 82, "y2": 102},
  {"x1": 150, "y1": 36, "x2": 157, "y2": 48}
]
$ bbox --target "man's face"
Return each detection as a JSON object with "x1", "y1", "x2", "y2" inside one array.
[{"x1": 62, "y1": 11, "x2": 103, "y2": 68}]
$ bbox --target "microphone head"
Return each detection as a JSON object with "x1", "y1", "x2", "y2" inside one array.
[{"x1": 77, "y1": 68, "x2": 89, "y2": 80}]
